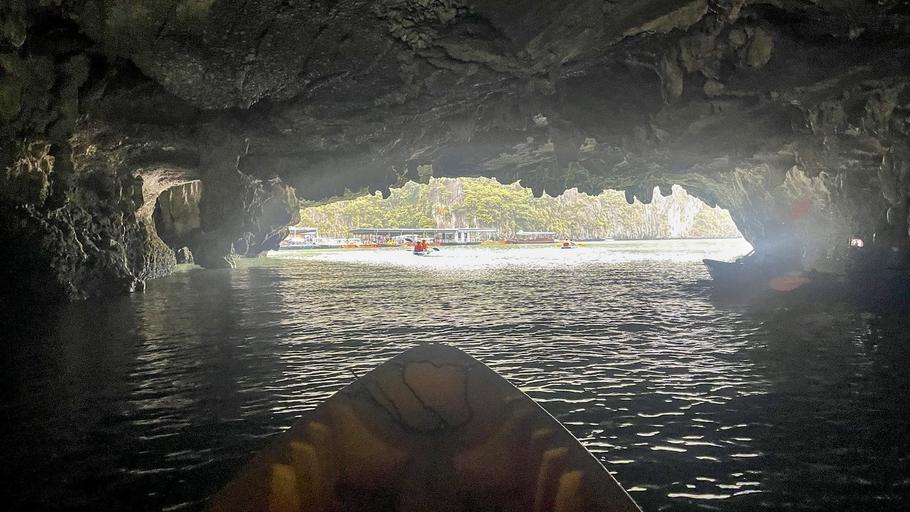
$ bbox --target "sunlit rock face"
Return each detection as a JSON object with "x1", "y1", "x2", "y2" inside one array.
[{"x1": 2, "y1": 0, "x2": 909, "y2": 298}]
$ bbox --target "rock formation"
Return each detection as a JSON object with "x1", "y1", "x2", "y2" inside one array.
[{"x1": 2, "y1": 0, "x2": 909, "y2": 299}]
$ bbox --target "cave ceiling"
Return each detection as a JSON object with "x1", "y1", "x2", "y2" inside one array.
[{"x1": 5, "y1": 0, "x2": 907, "y2": 193}]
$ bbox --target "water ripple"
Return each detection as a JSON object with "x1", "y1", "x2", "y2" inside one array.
[{"x1": 2, "y1": 240, "x2": 909, "y2": 511}]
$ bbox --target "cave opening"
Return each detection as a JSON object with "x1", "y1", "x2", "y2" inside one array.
[{"x1": 288, "y1": 178, "x2": 746, "y2": 253}]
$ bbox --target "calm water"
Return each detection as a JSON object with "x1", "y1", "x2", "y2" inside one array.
[{"x1": 3, "y1": 240, "x2": 910, "y2": 511}]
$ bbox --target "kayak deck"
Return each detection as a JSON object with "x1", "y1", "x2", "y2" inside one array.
[{"x1": 210, "y1": 344, "x2": 641, "y2": 512}]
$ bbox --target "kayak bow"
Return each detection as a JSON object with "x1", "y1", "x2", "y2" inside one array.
[{"x1": 210, "y1": 344, "x2": 641, "y2": 512}]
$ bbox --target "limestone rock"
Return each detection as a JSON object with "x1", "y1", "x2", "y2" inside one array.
[
  {"x1": 175, "y1": 247, "x2": 194, "y2": 265},
  {"x1": 743, "y1": 27, "x2": 774, "y2": 68},
  {"x1": 0, "y1": 0, "x2": 909, "y2": 299}
]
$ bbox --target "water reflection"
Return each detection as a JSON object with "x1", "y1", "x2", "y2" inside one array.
[{"x1": 2, "y1": 240, "x2": 908, "y2": 511}]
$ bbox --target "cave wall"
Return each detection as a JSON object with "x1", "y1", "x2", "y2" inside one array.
[
  {"x1": 155, "y1": 181, "x2": 202, "y2": 251},
  {"x1": 0, "y1": 1, "x2": 301, "y2": 299},
  {"x1": 2, "y1": 0, "x2": 909, "y2": 299}
]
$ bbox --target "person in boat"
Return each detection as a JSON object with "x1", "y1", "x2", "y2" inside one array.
[{"x1": 413, "y1": 239, "x2": 428, "y2": 253}]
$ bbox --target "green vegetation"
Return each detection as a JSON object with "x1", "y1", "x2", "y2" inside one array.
[{"x1": 301, "y1": 177, "x2": 741, "y2": 240}]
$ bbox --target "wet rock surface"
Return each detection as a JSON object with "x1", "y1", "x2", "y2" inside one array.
[
  {"x1": 174, "y1": 246, "x2": 193, "y2": 265},
  {"x1": 2, "y1": 0, "x2": 909, "y2": 298}
]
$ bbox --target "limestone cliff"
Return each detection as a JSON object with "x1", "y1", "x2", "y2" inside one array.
[{"x1": 2, "y1": 0, "x2": 909, "y2": 299}]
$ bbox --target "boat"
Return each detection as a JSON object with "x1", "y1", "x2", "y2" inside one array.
[
  {"x1": 408, "y1": 239, "x2": 438, "y2": 256},
  {"x1": 278, "y1": 227, "x2": 320, "y2": 250},
  {"x1": 209, "y1": 344, "x2": 642, "y2": 512},
  {"x1": 279, "y1": 237, "x2": 351, "y2": 250},
  {"x1": 278, "y1": 239, "x2": 317, "y2": 250},
  {"x1": 505, "y1": 231, "x2": 557, "y2": 244},
  {"x1": 278, "y1": 240, "x2": 341, "y2": 250},
  {"x1": 703, "y1": 258, "x2": 812, "y2": 292},
  {"x1": 341, "y1": 238, "x2": 367, "y2": 249},
  {"x1": 703, "y1": 258, "x2": 754, "y2": 284}
]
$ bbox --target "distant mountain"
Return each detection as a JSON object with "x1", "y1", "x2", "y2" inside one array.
[{"x1": 301, "y1": 178, "x2": 741, "y2": 240}]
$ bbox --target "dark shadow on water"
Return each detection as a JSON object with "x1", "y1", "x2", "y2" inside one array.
[{"x1": 2, "y1": 256, "x2": 910, "y2": 511}]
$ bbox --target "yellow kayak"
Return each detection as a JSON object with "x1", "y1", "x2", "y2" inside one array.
[{"x1": 209, "y1": 344, "x2": 641, "y2": 512}]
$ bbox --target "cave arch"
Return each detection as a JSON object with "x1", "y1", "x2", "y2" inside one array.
[{"x1": 1, "y1": 0, "x2": 908, "y2": 299}]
